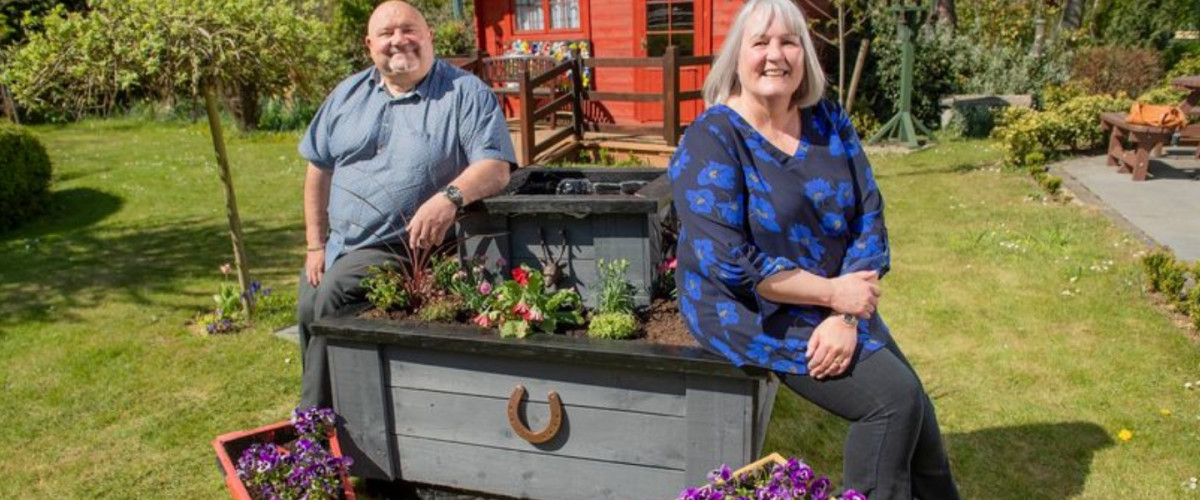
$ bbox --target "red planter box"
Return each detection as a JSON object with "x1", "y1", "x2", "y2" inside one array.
[{"x1": 213, "y1": 420, "x2": 356, "y2": 500}]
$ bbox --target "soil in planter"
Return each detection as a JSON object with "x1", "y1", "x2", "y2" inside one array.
[{"x1": 359, "y1": 298, "x2": 698, "y2": 348}]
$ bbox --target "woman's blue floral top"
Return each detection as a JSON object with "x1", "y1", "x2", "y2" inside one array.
[{"x1": 669, "y1": 100, "x2": 892, "y2": 375}]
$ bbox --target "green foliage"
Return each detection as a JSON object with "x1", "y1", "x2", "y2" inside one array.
[
  {"x1": 587, "y1": 312, "x2": 639, "y2": 340},
  {"x1": 418, "y1": 297, "x2": 461, "y2": 323},
  {"x1": 434, "y1": 19, "x2": 473, "y2": 57},
  {"x1": 1084, "y1": 0, "x2": 1200, "y2": 52},
  {"x1": 361, "y1": 263, "x2": 410, "y2": 312},
  {"x1": 1166, "y1": 47, "x2": 1200, "y2": 79},
  {"x1": 594, "y1": 259, "x2": 635, "y2": 314},
  {"x1": 2, "y1": 0, "x2": 347, "y2": 120},
  {"x1": 1070, "y1": 47, "x2": 1163, "y2": 98},
  {"x1": 0, "y1": 0, "x2": 87, "y2": 47},
  {"x1": 257, "y1": 97, "x2": 320, "y2": 132},
  {"x1": 991, "y1": 93, "x2": 1132, "y2": 167},
  {"x1": 1141, "y1": 249, "x2": 1188, "y2": 304},
  {"x1": 0, "y1": 123, "x2": 51, "y2": 231}
]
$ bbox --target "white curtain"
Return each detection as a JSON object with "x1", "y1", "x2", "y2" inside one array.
[
  {"x1": 516, "y1": 0, "x2": 544, "y2": 30},
  {"x1": 549, "y1": 0, "x2": 580, "y2": 29}
]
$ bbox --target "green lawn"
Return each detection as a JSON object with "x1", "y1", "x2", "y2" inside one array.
[{"x1": 1, "y1": 121, "x2": 1196, "y2": 498}]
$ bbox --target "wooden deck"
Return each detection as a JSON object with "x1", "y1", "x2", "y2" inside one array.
[{"x1": 507, "y1": 120, "x2": 676, "y2": 167}]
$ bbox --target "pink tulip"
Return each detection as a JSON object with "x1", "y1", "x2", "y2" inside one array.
[
  {"x1": 478, "y1": 282, "x2": 493, "y2": 295},
  {"x1": 473, "y1": 313, "x2": 493, "y2": 328}
]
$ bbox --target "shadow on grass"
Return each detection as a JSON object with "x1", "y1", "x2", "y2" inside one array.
[
  {"x1": 947, "y1": 422, "x2": 1113, "y2": 500},
  {"x1": 0, "y1": 188, "x2": 123, "y2": 244},
  {"x1": 0, "y1": 215, "x2": 300, "y2": 327}
]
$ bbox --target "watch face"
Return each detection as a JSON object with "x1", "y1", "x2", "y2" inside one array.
[{"x1": 443, "y1": 185, "x2": 464, "y2": 208}]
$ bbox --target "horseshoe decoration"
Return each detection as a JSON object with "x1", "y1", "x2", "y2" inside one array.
[{"x1": 506, "y1": 384, "x2": 563, "y2": 444}]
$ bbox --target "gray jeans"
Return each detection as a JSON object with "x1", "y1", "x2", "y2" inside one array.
[
  {"x1": 297, "y1": 247, "x2": 401, "y2": 409},
  {"x1": 780, "y1": 341, "x2": 961, "y2": 500}
]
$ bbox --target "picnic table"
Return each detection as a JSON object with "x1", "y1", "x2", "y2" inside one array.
[{"x1": 1171, "y1": 75, "x2": 1200, "y2": 158}]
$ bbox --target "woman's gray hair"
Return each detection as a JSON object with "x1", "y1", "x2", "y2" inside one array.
[{"x1": 702, "y1": 0, "x2": 826, "y2": 109}]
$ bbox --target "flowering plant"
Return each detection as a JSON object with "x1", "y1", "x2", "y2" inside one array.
[
  {"x1": 234, "y1": 407, "x2": 354, "y2": 500},
  {"x1": 675, "y1": 454, "x2": 863, "y2": 500},
  {"x1": 475, "y1": 264, "x2": 583, "y2": 338},
  {"x1": 200, "y1": 263, "x2": 272, "y2": 334}
]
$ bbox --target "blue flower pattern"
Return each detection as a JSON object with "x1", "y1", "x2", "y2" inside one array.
[{"x1": 669, "y1": 100, "x2": 891, "y2": 376}]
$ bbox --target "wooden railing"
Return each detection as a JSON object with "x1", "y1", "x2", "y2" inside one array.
[{"x1": 452, "y1": 46, "x2": 709, "y2": 165}]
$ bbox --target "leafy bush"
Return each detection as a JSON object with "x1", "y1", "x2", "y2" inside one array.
[
  {"x1": 1141, "y1": 249, "x2": 1188, "y2": 305},
  {"x1": 0, "y1": 123, "x2": 52, "y2": 231},
  {"x1": 587, "y1": 312, "x2": 639, "y2": 340},
  {"x1": 1070, "y1": 47, "x2": 1163, "y2": 98},
  {"x1": 589, "y1": 259, "x2": 638, "y2": 339},
  {"x1": 362, "y1": 262, "x2": 410, "y2": 312},
  {"x1": 257, "y1": 97, "x2": 320, "y2": 132},
  {"x1": 991, "y1": 93, "x2": 1132, "y2": 167}
]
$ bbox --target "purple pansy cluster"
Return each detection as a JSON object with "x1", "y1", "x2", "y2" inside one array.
[
  {"x1": 235, "y1": 407, "x2": 353, "y2": 500},
  {"x1": 675, "y1": 457, "x2": 865, "y2": 500}
]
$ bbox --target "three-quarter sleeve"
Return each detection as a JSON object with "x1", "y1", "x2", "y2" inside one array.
[
  {"x1": 670, "y1": 121, "x2": 799, "y2": 296},
  {"x1": 829, "y1": 103, "x2": 890, "y2": 277}
]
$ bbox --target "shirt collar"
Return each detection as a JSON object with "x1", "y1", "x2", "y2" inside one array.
[{"x1": 371, "y1": 60, "x2": 440, "y2": 101}]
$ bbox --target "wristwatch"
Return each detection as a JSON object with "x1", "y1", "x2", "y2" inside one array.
[
  {"x1": 840, "y1": 313, "x2": 859, "y2": 327},
  {"x1": 441, "y1": 185, "x2": 465, "y2": 210}
]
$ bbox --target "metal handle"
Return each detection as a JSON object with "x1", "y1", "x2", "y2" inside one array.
[{"x1": 506, "y1": 384, "x2": 563, "y2": 444}]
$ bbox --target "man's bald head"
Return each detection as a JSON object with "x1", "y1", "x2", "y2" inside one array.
[{"x1": 365, "y1": 1, "x2": 435, "y2": 93}]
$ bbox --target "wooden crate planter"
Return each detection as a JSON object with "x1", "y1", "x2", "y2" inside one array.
[
  {"x1": 212, "y1": 420, "x2": 356, "y2": 500},
  {"x1": 457, "y1": 167, "x2": 672, "y2": 308},
  {"x1": 313, "y1": 314, "x2": 779, "y2": 500}
]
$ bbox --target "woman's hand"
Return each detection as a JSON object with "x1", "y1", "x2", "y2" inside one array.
[
  {"x1": 829, "y1": 270, "x2": 880, "y2": 318},
  {"x1": 806, "y1": 315, "x2": 859, "y2": 380}
]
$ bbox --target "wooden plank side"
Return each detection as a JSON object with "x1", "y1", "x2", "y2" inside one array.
[
  {"x1": 508, "y1": 214, "x2": 596, "y2": 261},
  {"x1": 395, "y1": 436, "x2": 688, "y2": 500},
  {"x1": 389, "y1": 388, "x2": 687, "y2": 469},
  {"x1": 593, "y1": 214, "x2": 652, "y2": 306},
  {"x1": 385, "y1": 348, "x2": 687, "y2": 416},
  {"x1": 683, "y1": 374, "x2": 756, "y2": 486},
  {"x1": 328, "y1": 341, "x2": 396, "y2": 480}
]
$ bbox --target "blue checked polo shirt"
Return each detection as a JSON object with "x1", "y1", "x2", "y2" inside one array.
[{"x1": 300, "y1": 60, "x2": 516, "y2": 269}]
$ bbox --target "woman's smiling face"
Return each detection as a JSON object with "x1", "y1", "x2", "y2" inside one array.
[{"x1": 735, "y1": 11, "x2": 805, "y2": 104}]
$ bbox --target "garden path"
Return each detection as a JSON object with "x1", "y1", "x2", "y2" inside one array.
[{"x1": 1057, "y1": 146, "x2": 1200, "y2": 262}]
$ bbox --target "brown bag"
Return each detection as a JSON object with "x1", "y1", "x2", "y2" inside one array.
[{"x1": 1126, "y1": 102, "x2": 1187, "y2": 129}]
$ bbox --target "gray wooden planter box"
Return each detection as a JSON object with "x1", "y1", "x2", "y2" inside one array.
[
  {"x1": 313, "y1": 315, "x2": 779, "y2": 500},
  {"x1": 457, "y1": 167, "x2": 672, "y2": 308}
]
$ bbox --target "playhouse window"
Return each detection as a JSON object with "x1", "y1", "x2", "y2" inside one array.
[
  {"x1": 645, "y1": 0, "x2": 694, "y2": 56},
  {"x1": 516, "y1": 0, "x2": 581, "y2": 32}
]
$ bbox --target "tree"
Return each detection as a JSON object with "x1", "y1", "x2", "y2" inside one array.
[{"x1": 3, "y1": 0, "x2": 346, "y2": 312}]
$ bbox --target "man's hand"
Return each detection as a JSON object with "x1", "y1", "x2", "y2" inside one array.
[
  {"x1": 806, "y1": 315, "x2": 859, "y2": 380},
  {"x1": 407, "y1": 191, "x2": 457, "y2": 250},
  {"x1": 306, "y1": 249, "x2": 325, "y2": 286},
  {"x1": 829, "y1": 270, "x2": 881, "y2": 318}
]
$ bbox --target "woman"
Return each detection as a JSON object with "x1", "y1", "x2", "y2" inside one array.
[{"x1": 669, "y1": 0, "x2": 961, "y2": 498}]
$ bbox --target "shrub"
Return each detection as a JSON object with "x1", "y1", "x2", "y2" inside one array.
[
  {"x1": 991, "y1": 93, "x2": 1132, "y2": 167},
  {"x1": 257, "y1": 97, "x2": 320, "y2": 132},
  {"x1": 0, "y1": 124, "x2": 52, "y2": 231},
  {"x1": 587, "y1": 312, "x2": 639, "y2": 340},
  {"x1": 1141, "y1": 249, "x2": 1188, "y2": 305},
  {"x1": 1070, "y1": 47, "x2": 1163, "y2": 98}
]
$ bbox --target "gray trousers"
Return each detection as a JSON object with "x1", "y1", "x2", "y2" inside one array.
[
  {"x1": 297, "y1": 247, "x2": 401, "y2": 409},
  {"x1": 780, "y1": 341, "x2": 961, "y2": 500}
]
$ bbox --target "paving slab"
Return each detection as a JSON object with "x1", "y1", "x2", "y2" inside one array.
[{"x1": 1056, "y1": 147, "x2": 1200, "y2": 262}]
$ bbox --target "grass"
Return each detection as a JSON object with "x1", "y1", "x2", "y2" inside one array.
[{"x1": 0, "y1": 122, "x2": 1196, "y2": 498}]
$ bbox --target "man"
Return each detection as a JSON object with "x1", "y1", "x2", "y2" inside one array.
[{"x1": 297, "y1": 0, "x2": 515, "y2": 408}]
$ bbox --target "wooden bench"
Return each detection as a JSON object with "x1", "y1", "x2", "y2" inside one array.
[{"x1": 1100, "y1": 112, "x2": 1176, "y2": 181}]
